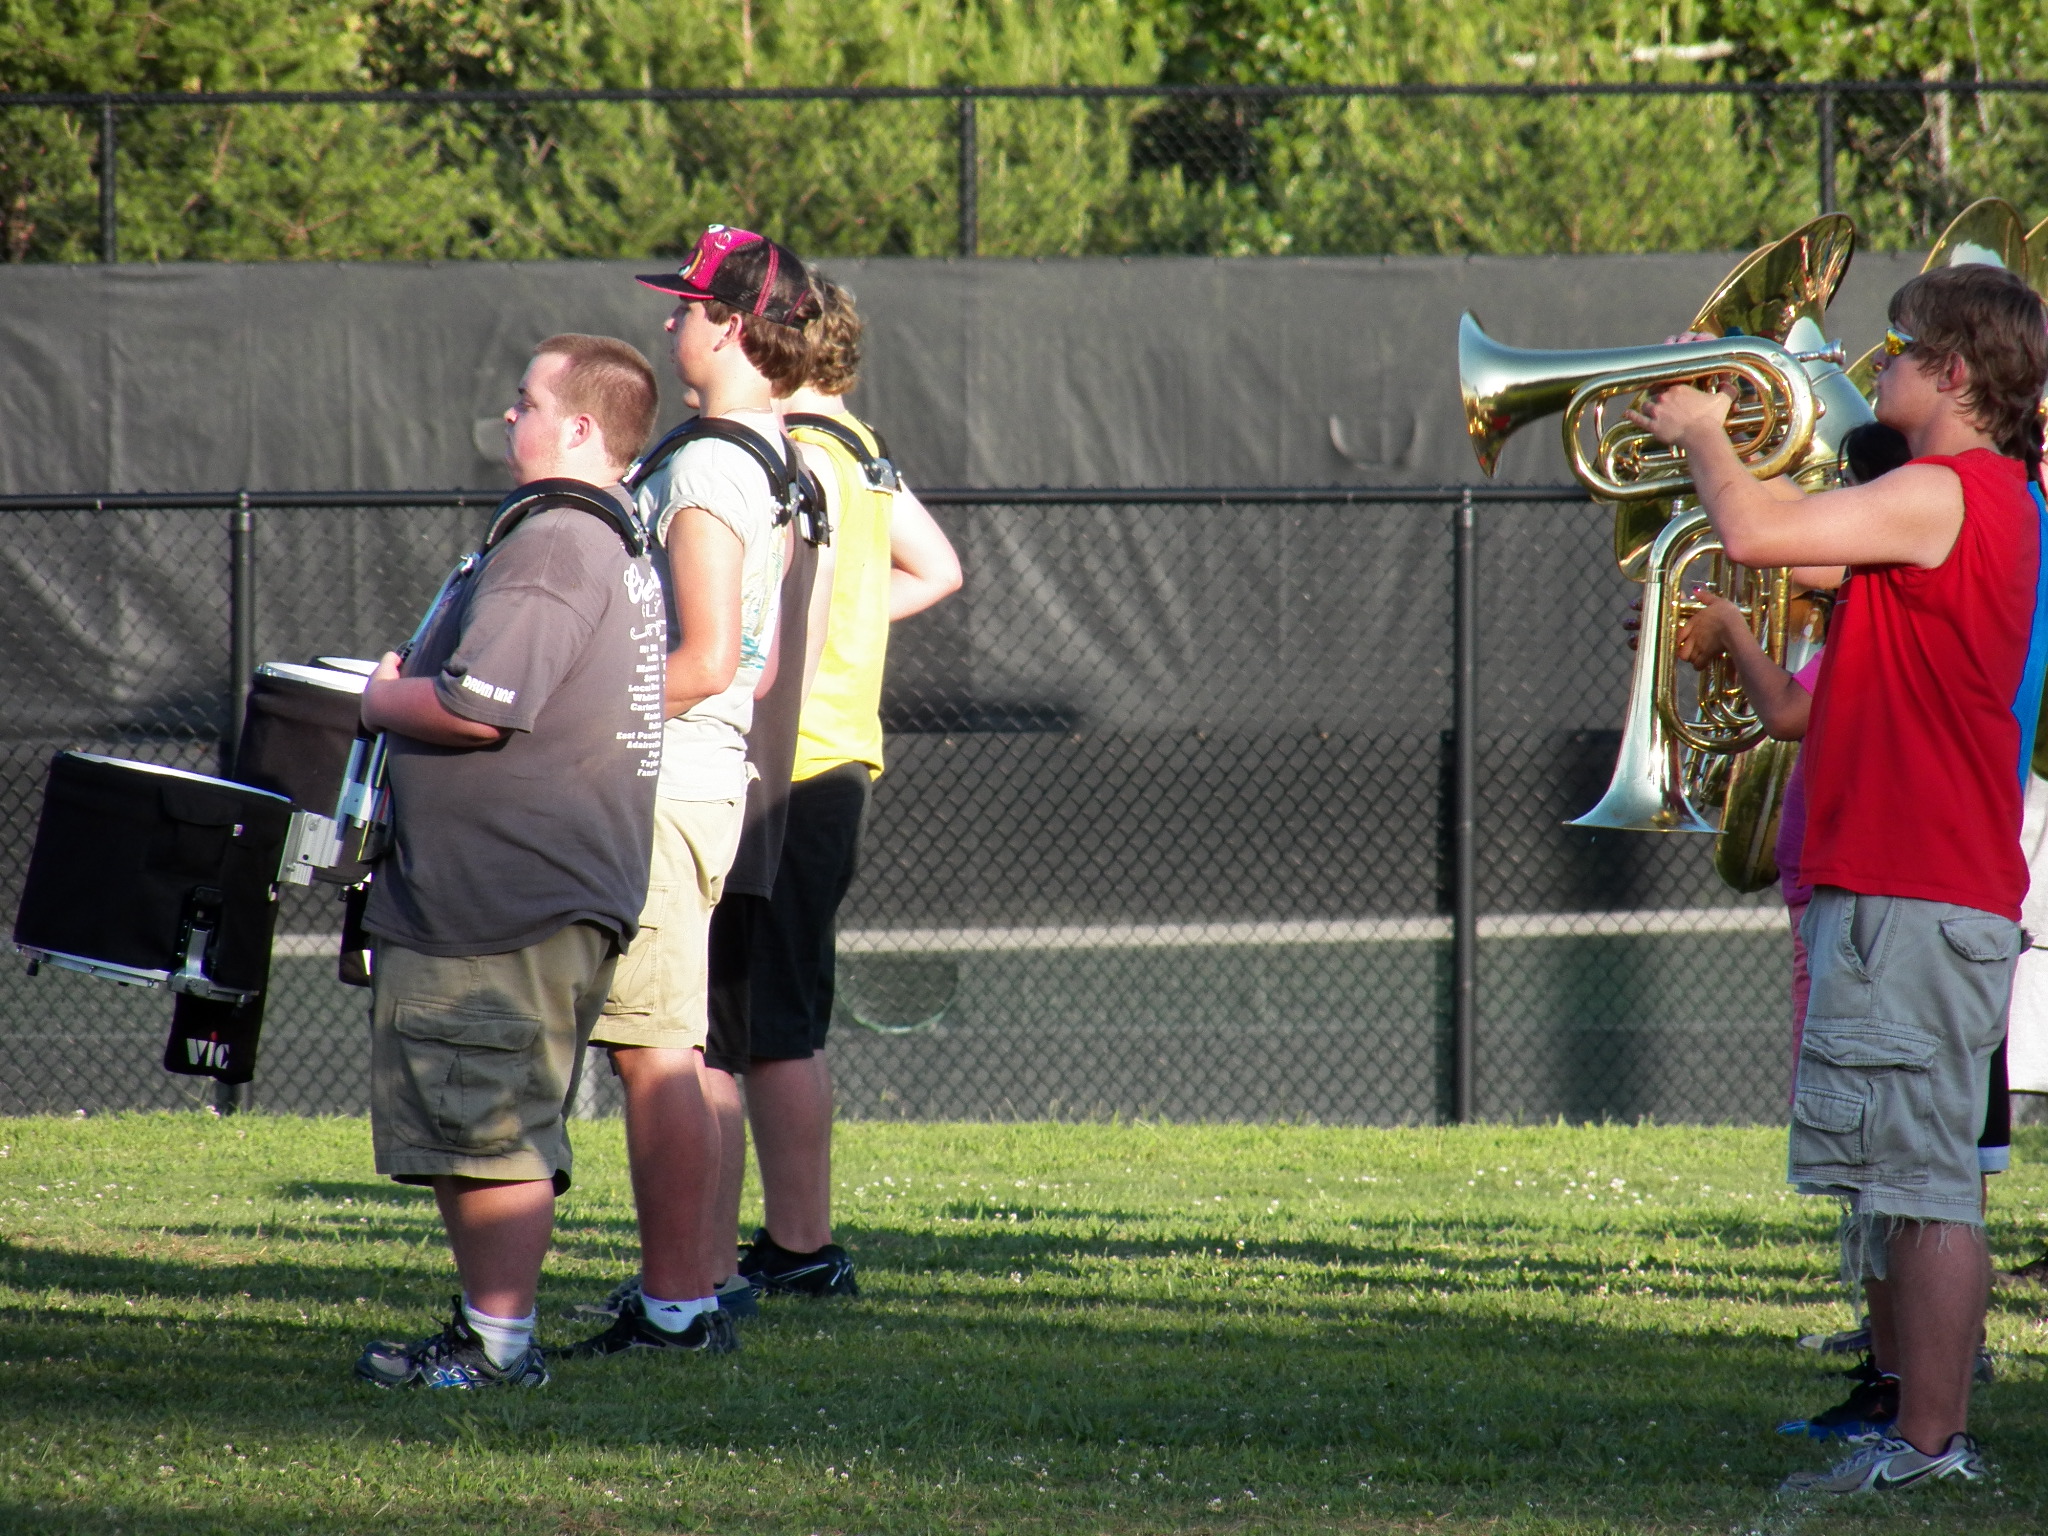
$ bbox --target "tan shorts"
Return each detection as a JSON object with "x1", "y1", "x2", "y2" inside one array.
[
  {"x1": 589, "y1": 795, "x2": 743, "y2": 1050},
  {"x1": 369, "y1": 921, "x2": 618, "y2": 1193}
]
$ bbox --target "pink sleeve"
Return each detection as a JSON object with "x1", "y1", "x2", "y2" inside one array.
[{"x1": 1792, "y1": 652, "x2": 1825, "y2": 694}]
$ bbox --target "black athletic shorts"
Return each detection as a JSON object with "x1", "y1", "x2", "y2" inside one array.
[
  {"x1": 1981, "y1": 1036, "x2": 2012, "y2": 1171},
  {"x1": 702, "y1": 762, "x2": 871, "y2": 1073},
  {"x1": 703, "y1": 892, "x2": 767, "y2": 1076}
]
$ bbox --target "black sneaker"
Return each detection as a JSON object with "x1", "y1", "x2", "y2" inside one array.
[
  {"x1": 1776, "y1": 1356, "x2": 1898, "y2": 1442},
  {"x1": 1796, "y1": 1315, "x2": 1871, "y2": 1355},
  {"x1": 354, "y1": 1296, "x2": 548, "y2": 1390},
  {"x1": 715, "y1": 1272, "x2": 761, "y2": 1319},
  {"x1": 737, "y1": 1227, "x2": 860, "y2": 1298},
  {"x1": 565, "y1": 1293, "x2": 739, "y2": 1358},
  {"x1": 569, "y1": 1274, "x2": 758, "y2": 1322},
  {"x1": 567, "y1": 1276, "x2": 641, "y2": 1321},
  {"x1": 1998, "y1": 1249, "x2": 2048, "y2": 1289}
]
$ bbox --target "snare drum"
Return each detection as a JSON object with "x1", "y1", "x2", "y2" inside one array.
[
  {"x1": 235, "y1": 661, "x2": 371, "y2": 813},
  {"x1": 234, "y1": 660, "x2": 374, "y2": 884},
  {"x1": 13, "y1": 752, "x2": 292, "y2": 1001},
  {"x1": 312, "y1": 655, "x2": 379, "y2": 677}
]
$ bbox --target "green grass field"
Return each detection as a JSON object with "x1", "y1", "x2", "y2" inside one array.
[{"x1": 2, "y1": 1114, "x2": 2046, "y2": 1534}]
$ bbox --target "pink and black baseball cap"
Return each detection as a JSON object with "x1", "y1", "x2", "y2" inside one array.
[{"x1": 636, "y1": 225, "x2": 818, "y2": 328}]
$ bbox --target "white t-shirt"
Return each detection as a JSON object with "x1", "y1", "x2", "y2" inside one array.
[
  {"x1": 2010, "y1": 772, "x2": 2048, "y2": 1092},
  {"x1": 635, "y1": 411, "x2": 788, "y2": 802}
]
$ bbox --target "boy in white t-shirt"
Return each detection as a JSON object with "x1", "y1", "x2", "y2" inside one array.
[{"x1": 571, "y1": 226, "x2": 820, "y2": 1359}]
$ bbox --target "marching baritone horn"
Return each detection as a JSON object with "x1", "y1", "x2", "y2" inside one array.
[
  {"x1": 1565, "y1": 507, "x2": 1793, "y2": 836},
  {"x1": 1458, "y1": 318, "x2": 1832, "y2": 502},
  {"x1": 1454, "y1": 315, "x2": 1836, "y2": 842},
  {"x1": 1454, "y1": 215, "x2": 1868, "y2": 885}
]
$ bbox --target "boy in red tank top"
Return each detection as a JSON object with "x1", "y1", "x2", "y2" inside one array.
[{"x1": 1635, "y1": 263, "x2": 2048, "y2": 1494}]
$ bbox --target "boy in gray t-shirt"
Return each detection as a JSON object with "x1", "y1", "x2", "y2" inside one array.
[
  {"x1": 572, "y1": 226, "x2": 823, "y2": 1359},
  {"x1": 353, "y1": 335, "x2": 663, "y2": 1390}
]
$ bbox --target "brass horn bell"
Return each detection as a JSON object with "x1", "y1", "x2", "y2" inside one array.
[{"x1": 1458, "y1": 315, "x2": 1828, "y2": 501}]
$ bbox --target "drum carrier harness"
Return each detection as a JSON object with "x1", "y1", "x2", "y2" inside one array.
[
  {"x1": 781, "y1": 412, "x2": 900, "y2": 493},
  {"x1": 330, "y1": 479, "x2": 652, "y2": 981},
  {"x1": 628, "y1": 416, "x2": 830, "y2": 547}
]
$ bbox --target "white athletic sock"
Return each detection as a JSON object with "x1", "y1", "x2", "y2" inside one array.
[
  {"x1": 460, "y1": 1296, "x2": 536, "y2": 1369},
  {"x1": 640, "y1": 1293, "x2": 714, "y2": 1333}
]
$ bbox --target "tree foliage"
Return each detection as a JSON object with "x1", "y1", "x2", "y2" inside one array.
[{"x1": 0, "y1": 0, "x2": 2039, "y2": 261}]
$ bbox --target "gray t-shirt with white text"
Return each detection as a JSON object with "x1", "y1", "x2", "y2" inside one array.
[{"x1": 365, "y1": 491, "x2": 666, "y2": 957}]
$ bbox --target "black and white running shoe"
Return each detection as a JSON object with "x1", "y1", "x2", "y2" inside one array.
[
  {"x1": 1796, "y1": 1315, "x2": 1871, "y2": 1355},
  {"x1": 1779, "y1": 1432, "x2": 1987, "y2": 1495},
  {"x1": 568, "y1": 1276, "x2": 642, "y2": 1321},
  {"x1": 737, "y1": 1227, "x2": 860, "y2": 1298},
  {"x1": 1776, "y1": 1357, "x2": 1898, "y2": 1442},
  {"x1": 715, "y1": 1272, "x2": 762, "y2": 1318},
  {"x1": 1999, "y1": 1250, "x2": 2048, "y2": 1289},
  {"x1": 569, "y1": 1273, "x2": 760, "y2": 1322},
  {"x1": 565, "y1": 1293, "x2": 739, "y2": 1358},
  {"x1": 354, "y1": 1297, "x2": 548, "y2": 1390}
]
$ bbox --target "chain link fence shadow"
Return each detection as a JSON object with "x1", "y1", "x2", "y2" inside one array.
[{"x1": 0, "y1": 492, "x2": 1793, "y2": 1125}]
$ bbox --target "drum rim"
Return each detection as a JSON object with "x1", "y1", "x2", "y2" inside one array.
[
  {"x1": 65, "y1": 751, "x2": 293, "y2": 802},
  {"x1": 255, "y1": 661, "x2": 371, "y2": 694}
]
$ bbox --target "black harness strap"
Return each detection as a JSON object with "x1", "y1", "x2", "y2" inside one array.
[
  {"x1": 628, "y1": 416, "x2": 828, "y2": 546},
  {"x1": 782, "y1": 412, "x2": 901, "y2": 492},
  {"x1": 485, "y1": 478, "x2": 647, "y2": 558}
]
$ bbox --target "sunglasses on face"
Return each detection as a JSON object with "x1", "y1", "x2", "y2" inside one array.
[{"x1": 1882, "y1": 326, "x2": 1916, "y2": 357}]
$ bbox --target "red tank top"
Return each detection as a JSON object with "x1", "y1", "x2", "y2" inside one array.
[{"x1": 1801, "y1": 448, "x2": 2047, "y2": 920}]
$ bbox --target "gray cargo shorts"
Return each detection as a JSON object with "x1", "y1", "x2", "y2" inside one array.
[
  {"x1": 370, "y1": 921, "x2": 618, "y2": 1194},
  {"x1": 1792, "y1": 888, "x2": 2018, "y2": 1269}
]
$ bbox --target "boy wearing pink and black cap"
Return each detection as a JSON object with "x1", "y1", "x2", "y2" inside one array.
[{"x1": 572, "y1": 226, "x2": 820, "y2": 1359}]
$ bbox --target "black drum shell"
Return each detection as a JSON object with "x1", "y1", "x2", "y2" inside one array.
[
  {"x1": 234, "y1": 670, "x2": 365, "y2": 814},
  {"x1": 12, "y1": 753, "x2": 290, "y2": 991}
]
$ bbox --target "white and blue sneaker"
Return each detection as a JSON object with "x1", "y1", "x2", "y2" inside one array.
[
  {"x1": 1780, "y1": 1432, "x2": 1987, "y2": 1495},
  {"x1": 354, "y1": 1296, "x2": 548, "y2": 1390}
]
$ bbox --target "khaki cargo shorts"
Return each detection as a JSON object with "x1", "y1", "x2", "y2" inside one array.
[
  {"x1": 589, "y1": 795, "x2": 743, "y2": 1051},
  {"x1": 1792, "y1": 887, "x2": 2020, "y2": 1274},
  {"x1": 369, "y1": 920, "x2": 618, "y2": 1193}
]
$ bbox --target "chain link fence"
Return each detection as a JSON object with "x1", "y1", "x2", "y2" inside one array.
[
  {"x1": 0, "y1": 488, "x2": 1796, "y2": 1124},
  {"x1": 3, "y1": 81, "x2": 2046, "y2": 263}
]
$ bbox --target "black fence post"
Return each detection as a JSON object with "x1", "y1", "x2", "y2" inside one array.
[
  {"x1": 97, "y1": 96, "x2": 117, "y2": 263},
  {"x1": 1450, "y1": 488, "x2": 1477, "y2": 1124},
  {"x1": 226, "y1": 496, "x2": 254, "y2": 774},
  {"x1": 1817, "y1": 90, "x2": 1837, "y2": 216},
  {"x1": 212, "y1": 495, "x2": 256, "y2": 1117},
  {"x1": 957, "y1": 91, "x2": 978, "y2": 258}
]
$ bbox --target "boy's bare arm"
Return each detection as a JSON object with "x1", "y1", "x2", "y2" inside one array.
[
  {"x1": 1675, "y1": 596, "x2": 1812, "y2": 740},
  {"x1": 1630, "y1": 385, "x2": 1964, "y2": 569},
  {"x1": 664, "y1": 504, "x2": 745, "y2": 717},
  {"x1": 361, "y1": 651, "x2": 507, "y2": 747},
  {"x1": 1789, "y1": 565, "x2": 1847, "y2": 590},
  {"x1": 889, "y1": 487, "x2": 963, "y2": 621}
]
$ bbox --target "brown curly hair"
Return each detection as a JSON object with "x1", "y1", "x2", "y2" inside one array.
[
  {"x1": 1889, "y1": 263, "x2": 2048, "y2": 473},
  {"x1": 799, "y1": 275, "x2": 864, "y2": 397},
  {"x1": 698, "y1": 238, "x2": 819, "y2": 395}
]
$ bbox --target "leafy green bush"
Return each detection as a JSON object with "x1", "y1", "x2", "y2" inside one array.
[
  {"x1": 0, "y1": 0, "x2": 2040, "y2": 260},
  {"x1": 0, "y1": 0, "x2": 499, "y2": 259}
]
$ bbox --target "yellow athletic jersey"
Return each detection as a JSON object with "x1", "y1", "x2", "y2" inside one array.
[{"x1": 789, "y1": 412, "x2": 894, "y2": 781}]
